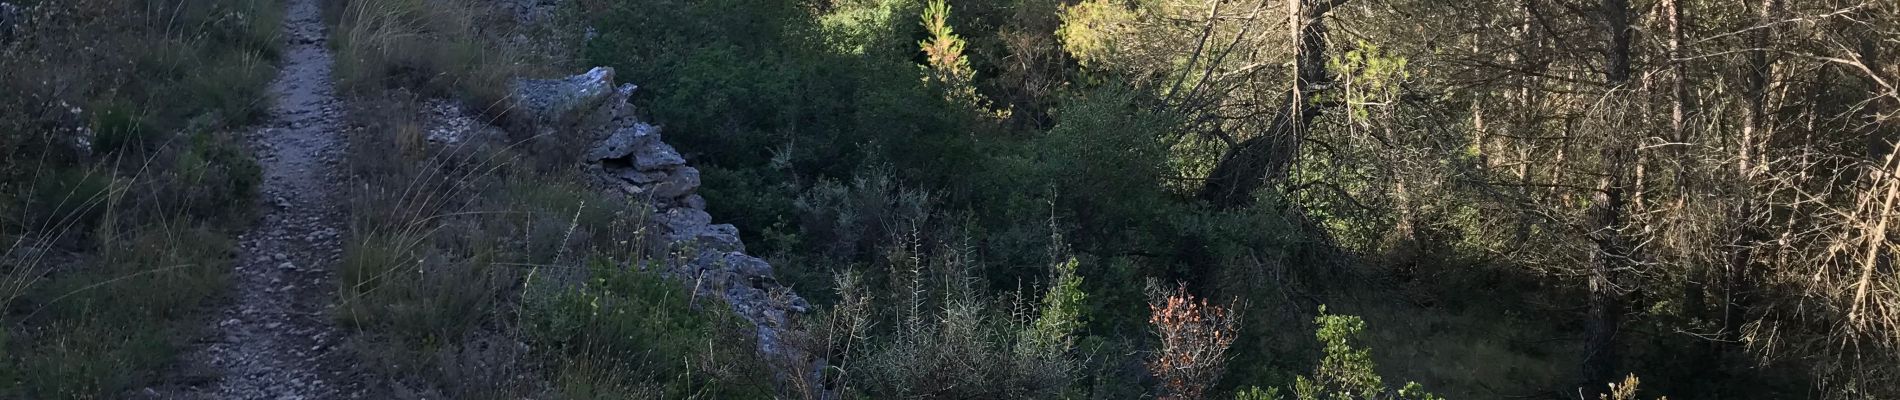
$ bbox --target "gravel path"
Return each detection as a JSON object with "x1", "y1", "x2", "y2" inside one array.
[{"x1": 142, "y1": 0, "x2": 370, "y2": 397}]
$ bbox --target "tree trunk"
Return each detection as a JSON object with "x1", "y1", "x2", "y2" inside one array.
[
  {"x1": 1582, "y1": 0, "x2": 1633, "y2": 396},
  {"x1": 1198, "y1": 0, "x2": 1345, "y2": 209},
  {"x1": 1199, "y1": 94, "x2": 1323, "y2": 208},
  {"x1": 1583, "y1": 162, "x2": 1629, "y2": 398},
  {"x1": 1662, "y1": 0, "x2": 1709, "y2": 322},
  {"x1": 1722, "y1": 0, "x2": 1780, "y2": 352}
]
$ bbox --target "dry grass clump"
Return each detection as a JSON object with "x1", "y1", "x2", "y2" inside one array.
[{"x1": 327, "y1": 0, "x2": 549, "y2": 120}]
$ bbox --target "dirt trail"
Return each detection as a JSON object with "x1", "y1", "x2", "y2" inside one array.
[{"x1": 143, "y1": 0, "x2": 368, "y2": 398}]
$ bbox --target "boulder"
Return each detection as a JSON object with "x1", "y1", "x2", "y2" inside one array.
[
  {"x1": 589, "y1": 121, "x2": 687, "y2": 179},
  {"x1": 692, "y1": 251, "x2": 773, "y2": 282}
]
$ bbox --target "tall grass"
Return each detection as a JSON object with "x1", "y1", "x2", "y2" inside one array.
[
  {"x1": 332, "y1": 93, "x2": 776, "y2": 395},
  {"x1": 325, "y1": 0, "x2": 774, "y2": 396},
  {"x1": 328, "y1": 0, "x2": 538, "y2": 118},
  {"x1": 0, "y1": 0, "x2": 280, "y2": 396}
]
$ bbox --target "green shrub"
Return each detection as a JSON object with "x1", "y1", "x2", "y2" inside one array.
[
  {"x1": 834, "y1": 233, "x2": 1081, "y2": 399},
  {"x1": 177, "y1": 49, "x2": 277, "y2": 124},
  {"x1": 1027, "y1": 257, "x2": 1086, "y2": 353},
  {"x1": 793, "y1": 168, "x2": 931, "y2": 261},
  {"x1": 1234, "y1": 307, "x2": 1441, "y2": 400},
  {"x1": 164, "y1": 130, "x2": 262, "y2": 224},
  {"x1": 89, "y1": 99, "x2": 153, "y2": 154},
  {"x1": 522, "y1": 259, "x2": 774, "y2": 398},
  {"x1": 22, "y1": 168, "x2": 116, "y2": 235}
]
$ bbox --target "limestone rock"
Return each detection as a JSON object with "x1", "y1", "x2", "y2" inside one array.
[
  {"x1": 649, "y1": 166, "x2": 700, "y2": 199},
  {"x1": 586, "y1": 121, "x2": 659, "y2": 162},
  {"x1": 658, "y1": 207, "x2": 713, "y2": 230},
  {"x1": 617, "y1": 168, "x2": 668, "y2": 185},
  {"x1": 670, "y1": 223, "x2": 744, "y2": 254},
  {"x1": 632, "y1": 141, "x2": 686, "y2": 171},
  {"x1": 718, "y1": 253, "x2": 774, "y2": 279},
  {"x1": 510, "y1": 67, "x2": 618, "y2": 123},
  {"x1": 681, "y1": 194, "x2": 707, "y2": 210}
]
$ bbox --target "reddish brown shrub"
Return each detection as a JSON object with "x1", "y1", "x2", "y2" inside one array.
[{"x1": 1147, "y1": 284, "x2": 1240, "y2": 400}]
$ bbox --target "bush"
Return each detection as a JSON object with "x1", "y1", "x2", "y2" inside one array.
[
  {"x1": 1148, "y1": 284, "x2": 1241, "y2": 400},
  {"x1": 831, "y1": 231, "x2": 1081, "y2": 399},
  {"x1": 521, "y1": 259, "x2": 774, "y2": 398},
  {"x1": 793, "y1": 168, "x2": 931, "y2": 261},
  {"x1": 1233, "y1": 307, "x2": 1441, "y2": 400}
]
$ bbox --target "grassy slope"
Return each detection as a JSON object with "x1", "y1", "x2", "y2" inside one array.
[
  {"x1": 0, "y1": 0, "x2": 282, "y2": 397},
  {"x1": 322, "y1": 0, "x2": 774, "y2": 397}
]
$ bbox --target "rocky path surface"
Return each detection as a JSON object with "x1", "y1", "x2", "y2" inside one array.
[{"x1": 143, "y1": 0, "x2": 368, "y2": 398}]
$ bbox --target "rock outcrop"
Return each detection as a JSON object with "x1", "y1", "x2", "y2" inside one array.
[
  {"x1": 510, "y1": 66, "x2": 621, "y2": 125},
  {"x1": 513, "y1": 68, "x2": 826, "y2": 394}
]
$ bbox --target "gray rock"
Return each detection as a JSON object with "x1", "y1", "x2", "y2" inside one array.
[
  {"x1": 614, "y1": 83, "x2": 637, "y2": 102},
  {"x1": 681, "y1": 194, "x2": 707, "y2": 210},
  {"x1": 649, "y1": 166, "x2": 700, "y2": 199},
  {"x1": 718, "y1": 253, "x2": 773, "y2": 278},
  {"x1": 616, "y1": 168, "x2": 669, "y2": 185},
  {"x1": 669, "y1": 223, "x2": 744, "y2": 253},
  {"x1": 631, "y1": 141, "x2": 687, "y2": 171},
  {"x1": 510, "y1": 67, "x2": 617, "y2": 123},
  {"x1": 586, "y1": 122, "x2": 659, "y2": 162},
  {"x1": 658, "y1": 207, "x2": 712, "y2": 231},
  {"x1": 611, "y1": 180, "x2": 646, "y2": 196}
]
